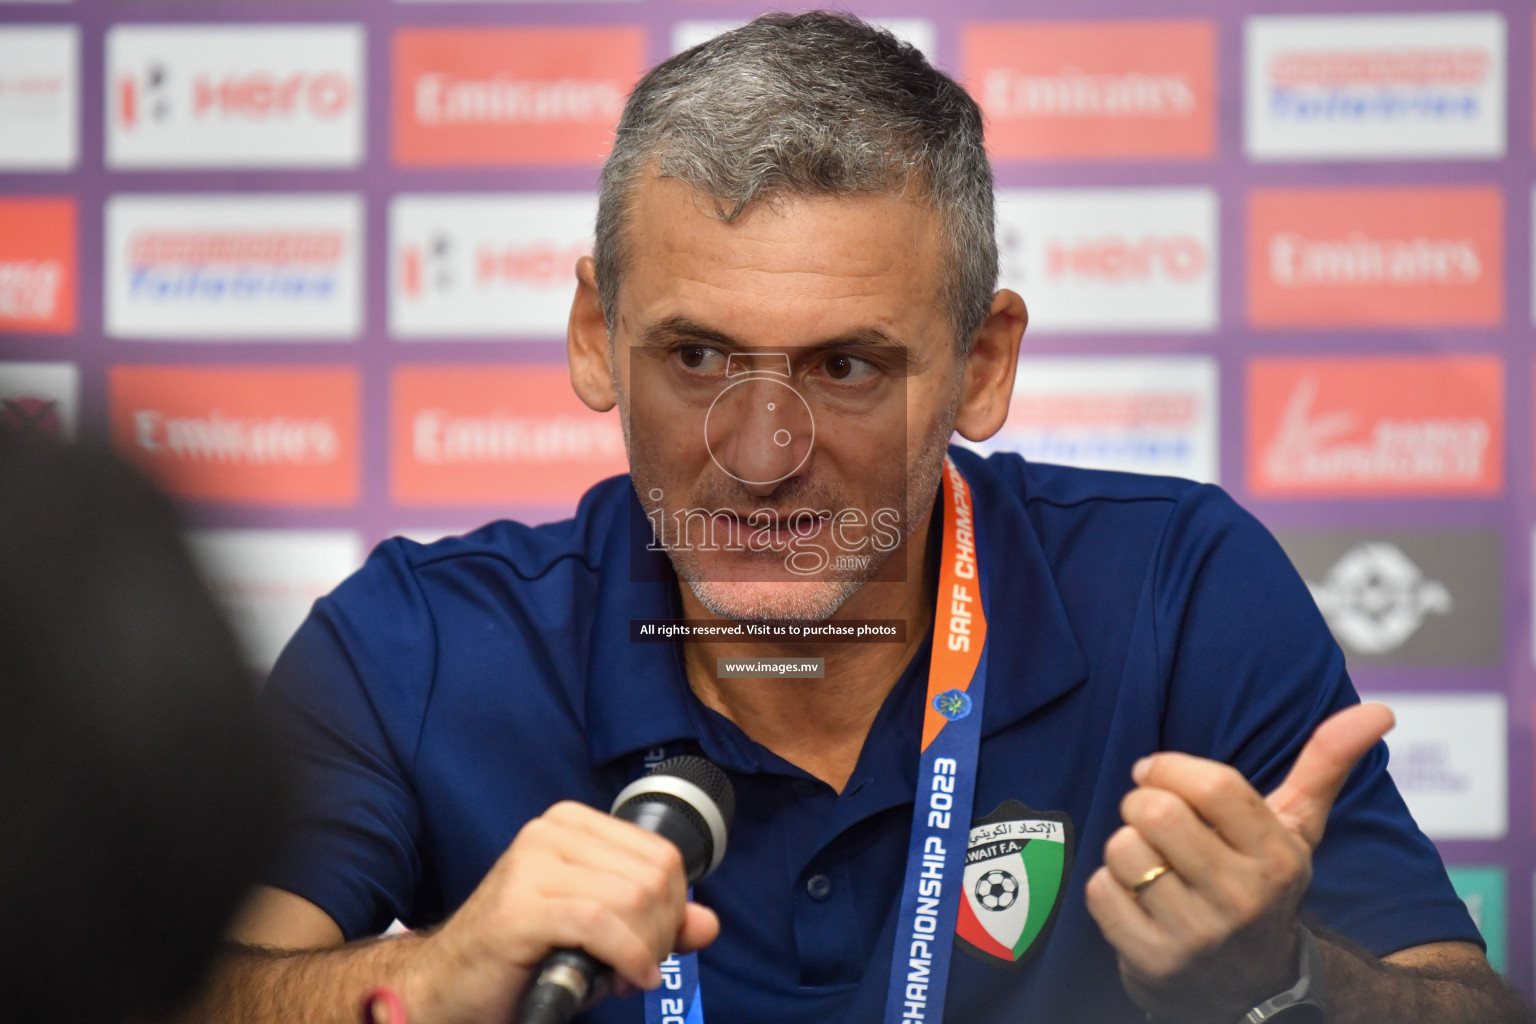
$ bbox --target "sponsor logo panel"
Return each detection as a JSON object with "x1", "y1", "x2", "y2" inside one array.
[
  {"x1": 995, "y1": 188, "x2": 1217, "y2": 333},
  {"x1": 964, "y1": 356, "x2": 1218, "y2": 483},
  {"x1": 0, "y1": 197, "x2": 75, "y2": 334},
  {"x1": 1246, "y1": 13, "x2": 1505, "y2": 161},
  {"x1": 391, "y1": 365, "x2": 627, "y2": 506},
  {"x1": 1247, "y1": 356, "x2": 1503, "y2": 498},
  {"x1": 392, "y1": 27, "x2": 643, "y2": 167},
  {"x1": 1364, "y1": 692, "x2": 1506, "y2": 841},
  {"x1": 108, "y1": 366, "x2": 359, "y2": 506},
  {"x1": 106, "y1": 23, "x2": 363, "y2": 169},
  {"x1": 105, "y1": 194, "x2": 363, "y2": 341},
  {"x1": 0, "y1": 25, "x2": 78, "y2": 170},
  {"x1": 0, "y1": 361, "x2": 78, "y2": 439},
  {"x1": 1446, "y1": 867, "x2": 1505, "y2": 975},
  {"x1": 187, "y1": 529, "x2": 362, "y2": 673},
  {"x1": 962, "y1": 20, "x2": 1214, "y2": 160},
  {"x1": 1248, "y1": 187, "x2": 1502, "y2": 328},
  {"x1": 1273, "y1": 529, "x2": 1502, "y2": 667},
  {"x1": 672, "y1": 19, "x2": 935, "y2": 59},
  {"x1": 390, "y1": 193, "x2": 595, "y2": 339}
]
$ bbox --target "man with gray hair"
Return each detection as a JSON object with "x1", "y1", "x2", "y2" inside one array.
[{"x1": 206, "y1": 13, "x2": 1528, "y2": 1024}]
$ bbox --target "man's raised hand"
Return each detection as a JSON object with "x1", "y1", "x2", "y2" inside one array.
[{"x1": 1084, "y1": 703, "x2": 1395, "y2": 1024}]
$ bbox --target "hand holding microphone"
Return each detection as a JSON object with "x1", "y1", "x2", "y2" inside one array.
[{"x1": 400, "y1": 757, "x2": 732, "y2": 1024}]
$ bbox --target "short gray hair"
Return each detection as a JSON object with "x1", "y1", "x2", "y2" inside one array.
[{"x1": 594, "y1": 11, "x2": 996, "y2": 354}]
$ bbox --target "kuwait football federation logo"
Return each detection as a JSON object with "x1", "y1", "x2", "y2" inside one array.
[{"x1": 956, "y1": 799, "x2": 1073, "y2": 967}]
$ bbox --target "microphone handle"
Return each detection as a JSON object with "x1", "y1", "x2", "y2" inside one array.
[{"x1": 518, "y1": 948, "x2": 609, "y2": 1024}]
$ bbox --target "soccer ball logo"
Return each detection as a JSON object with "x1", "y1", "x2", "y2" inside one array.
[{"x1": 974, "y1": 869, "x2": 1019, "y2": 912}]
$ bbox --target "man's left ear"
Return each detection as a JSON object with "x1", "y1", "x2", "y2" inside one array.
[
  {"x1": 568, "y1": 255, "x2": 618, "y2": 413},
  {"x1": 952, "y1": 288, "x2": 1027, "y2": 443}
]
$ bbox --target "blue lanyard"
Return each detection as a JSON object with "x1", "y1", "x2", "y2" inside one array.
[{"x1": 645, "y1": 457, "x2": 989, "y2": 1024}]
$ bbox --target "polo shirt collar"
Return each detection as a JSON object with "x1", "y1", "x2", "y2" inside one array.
[{"x1": 581, "y1": 448, "x2": 1089, "y2": 770}]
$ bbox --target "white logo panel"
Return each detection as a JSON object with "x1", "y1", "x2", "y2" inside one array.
[
  {"x1": 0, "y1": 25, "x2": 79, "y2": 170},
  {"x1": 996, "y1": 188, "x2": 1218, "y2": 334},
  {"x1": 1246, "y1": 13, "x2": 1505, "y2": 161},
  {"x1": 962, "y1": 356, "x2": 1218, "y2": 482},
  {"x1": 106, "y1": 193, "x2": 363, "y2": 341},
  {"x1": 106, "y1": 23, "x2": 364, "y2": 169},
  {"x1": 390, "y1": 193, "x2": 595, "y2": 340},
  {"x1": 0, "y1": 361, "x2": 78, "y2": 439},
  {"x1": 187, "y1": 529, "x2": 363, "y2": 674},
  {"x1": 1365, "y1": 691, "x2": 1507, "y2": 841}
]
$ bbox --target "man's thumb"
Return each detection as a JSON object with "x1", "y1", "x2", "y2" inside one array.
[{"x1": 1264, "y1": 702, "x2": 1395, "y2": 849}]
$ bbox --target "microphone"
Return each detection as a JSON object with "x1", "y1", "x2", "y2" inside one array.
[{"x1": 517, "y1": 755, "x2": 736, "y2": 1024}]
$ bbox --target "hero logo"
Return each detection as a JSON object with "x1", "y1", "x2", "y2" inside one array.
[
  {"x1": 118, "y1": 62, "x2": 351, "y2": 126},
  {"x1": 1307, "y1": 543, "x2": 1451, "y2": 654},
  {"x1": 390, "y1": 194, "x2": 595, "y2": 339},
  {"x1": 107, "y1": 194, "x2": 362, "y2": 341},
  {"x1": 1043, "y1": 232, "x2": 1207, "y2": 284},
  {"x1": 1246, "y1": 14, "x2": 1505, "y2": 160},
  {"x1": 996, "y1": 188, "x2": 1217, "y2": 333},
  {"x1": 107, "y1": 24, "x2": 364, "y2": 168}
]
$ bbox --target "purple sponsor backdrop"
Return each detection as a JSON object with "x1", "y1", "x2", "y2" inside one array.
[{"x1": 1, "y1": 0, "x2": 1532, "y2": 996}]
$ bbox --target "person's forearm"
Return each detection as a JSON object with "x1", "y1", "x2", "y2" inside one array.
[
  {"x1": 1320, "y1": 933, "x2": 1535, "y2": 1024},
  {"x1": 177, "y1": 934, "x2": 429, "y2": 1024}
]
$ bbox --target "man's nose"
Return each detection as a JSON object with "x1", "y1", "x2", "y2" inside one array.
[{"x1": 706, "y1": 376, "x2": 812, "y2": 495}]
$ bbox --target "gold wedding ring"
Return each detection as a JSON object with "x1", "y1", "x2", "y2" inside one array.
[{"x1": 1132, "y1": 864, "x2": 1169, "y2": 896}]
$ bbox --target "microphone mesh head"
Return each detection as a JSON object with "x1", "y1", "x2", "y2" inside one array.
[{"x1": 649, "y1": 755, "x2": 735, "y2": 828}]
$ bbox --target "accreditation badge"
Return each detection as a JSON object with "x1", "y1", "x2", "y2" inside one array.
[{"x1": 955, "y1": 799, "x2": 1073, "y2": 967}]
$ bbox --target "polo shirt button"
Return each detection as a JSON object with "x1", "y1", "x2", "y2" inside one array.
[{"x1": 806, "y1": 873, "x2": 833, "y2": 902}]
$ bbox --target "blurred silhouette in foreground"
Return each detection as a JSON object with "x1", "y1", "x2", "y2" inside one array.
[{"x1": 0, "y1": 433, "x2": 289, "y2": 1024}]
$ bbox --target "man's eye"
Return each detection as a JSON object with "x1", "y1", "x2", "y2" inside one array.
[
  {"x1": 822, "y1": 354, "x2": 876, "y2": 381},
  {"x1": 678, "y1": 345, "x2": 723, "y2": 370}
]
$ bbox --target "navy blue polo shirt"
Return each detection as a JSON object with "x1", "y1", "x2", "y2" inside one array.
[{"x1": 262, "y1": 447, "x2": 1479, "y2": 1023}]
